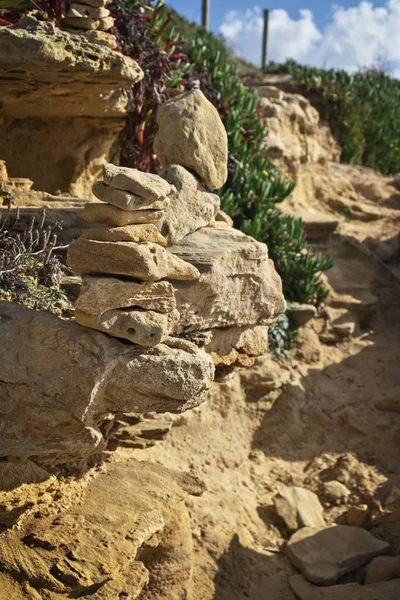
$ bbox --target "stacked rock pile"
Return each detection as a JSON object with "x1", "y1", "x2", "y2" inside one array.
[
  {"x1": 67, "y1": 89, "x2": 227, "y2": 349},
  {"x1": 62, "y1": 0, "x2": 116, "y2": 49},
  {"x1": 67, "y1": 163, "x2": 203, "y2": 346},
  {"x1": 68, "y1": 89, "x2": 284, "y2": 374}
]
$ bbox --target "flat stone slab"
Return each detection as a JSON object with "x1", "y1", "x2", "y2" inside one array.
[
  {"x1": 80, "y1": 223, "x2": 167, "y2": 245},
  {"x1": 76, "y1": 277, "x2": 176, "y2": 314},
  {"x1": 93, "y1": 181, "x2": 169, "y2": 211},
  {"x1": 289, "y1": 574, "x2": 400, "y2": 599},
  {"x1": 169, "y1": 227, "x2": 286, "y2": 332},
  {"x1": 0, "y1": 302, "x2": 214, "y2": 462},
  {"x1": 287, "y1": 526, "x2": 390, "y2": 585},
  {"x1": 83, "y1": 203, "x2": 164, "y2": 226},
  {"x1": 103, "y1": 163, "x2": 172, "y2": 200},
  {"x1": 67, "y1": 238, "x2": 200, "y2": 281},
  {"x1": 274, "y1": 486, "x2": 325, "y2": 531}
]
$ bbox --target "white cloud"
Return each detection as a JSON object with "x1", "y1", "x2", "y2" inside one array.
[{"x1": 219, "y1": 1, "x2": 400, "y2": 75}]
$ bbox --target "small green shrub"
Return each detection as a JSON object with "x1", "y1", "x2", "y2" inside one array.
[{"x1": 266, "y1": 59, "x2": 400, "y2": 176}]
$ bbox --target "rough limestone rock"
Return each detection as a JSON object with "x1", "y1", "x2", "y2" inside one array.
[
  {"x1": 169, "y1": 227, "x2": 286, "y2": 331},
  {"x1": 66, "y1": 3, "x2": 110, "y2": 17},
  {"x1": 154, "y1": 89, "x2": 228, "y2": 190},
  {"x1": 0, "y1": 302, "x2": 214, "y2": 461},
  {"x1": 204, "y1": 325, "x2": 269, "y2": 367},
  {"x1": 76, "y1": 277, "x2": 176, "y2": 314},
  {"x1": 80, "y1": 223, "x2": 167, "y2": 245},
  {"x1": 75, "y1": 307, "x2": 180, "y2": 346},
  {"x1": 0, "y1": 460, "x2": 204, "y2": 598},
  {"x1": 83, "y1": 202, "x2": 164, "y2": 226},
  {"x1": 68, "y1": 238, "x2": 200, "y2": 281},
  {"x1": 77, "y1": 29, "x2": 116, "y2": 49},
  {"x1": 289, "y1": 575, "x2": 400, "y2": 600},
  {"x1": 365, "y1": 555, "x2": 400, "y2": 584},
  {"x1": 93, "y1": 180, "x2": 170, "y2": 211},
  {"x1": 0, "y1": 19, "x2": 142, "y2": 195},
  {"x1": 322, "y1": 480, "x2": 351, "y2": 503},
  {"x1": 286, "y1": 526, "x2": 390, "y2": 585},
  {"x1": 103, "y1": 163, "x2": 173, "y2": 200},
  {"x1": 274, "y1": 486, "x2": 326, "y2": 531},
  {"x1": 159, "y1": 164, "x2": 219, "y2": 244}
]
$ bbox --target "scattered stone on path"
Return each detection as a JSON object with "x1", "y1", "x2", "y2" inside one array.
[
  {"x1": 67, "y1": 239, "x2": 200, "y2": 281},
  {"x1": 154, "y1": 89, "x2": 228, "y2": 190},
  {"x1": 159, "y1": 164, "x2": 218, "y2": 244},
  {"x1": 289, "y1": 574, "x2": 400, "y2": 600},
  {"x1": 286, "y1": 525, "x2": 390, "y2": 585},
  {"x1": 273, "y1": 486, "x2": 325, "y2": 531},
  {"x1": 80, "y1": 223, "x2": 167, "y2": 245},
  {"x1": 92, "y1": 181, "x2": 170, "y2": 212},
  {"x1": 322, "y1": 481, "x2": 351, "y2": 503},
  {"x1": 365, "y1": 555, "x2": 400, "y2": 584},
  {"x1": 83, "y1": 203, "x2": 164, "y2": 227},
  {"x1": 103, "y1": 163, "x2": 173, "y2": 200},
  {"x1": 75, "y1": 277, "x2": 176, "y2": 315},
  {"x1": 75, "y1": 308, "x2": 180, "y2": 346},
  {"x1": 375, "y1": 391, "x2": 400, "y2": 413}
]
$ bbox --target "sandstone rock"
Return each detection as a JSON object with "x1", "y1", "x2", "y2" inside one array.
[
  {"x1": 169, "y1": 227, "x2": 286, "y2": 331},
  {"x1": 76, "y1": 277, "x2": 176, "y2": 314},
  {"x1": 75, "y1": 308, "x2": 180, "y2": 346},
  {"x1": 286, "y1": 526, "x2": 390, "y2": 585},
  {"x1": 68, "y1": 238, "x2": 200, "y2": 281},
  {"x1": 92, "y1": 180, "x2": 169, "y2": 211},
  {"x1": 67, "y1": 3, "x2": 110, "y2": 17},
  {"x1": 78, "y1": 0, "x2": 110, "y2": 6},
  {"x1": 365, "y1": 555, "x2": 400, "y2": 584},
  {"x1": 159, "y1": 164, "x2": 218, "y2": 243},
  {"x1": 103, "y1": 163, "x2": 172, "y2": 200},
  {"x1": 80, "y1": 223, "x2": 167, "y2": 245},
  {"x1": 97, "y1": 16, "x2": 115, "y2": 31},
  {"x1": 63, "y1": 16, "x2": 104, "y2": 30},
  {"x1": 204, "y1": 325, "x2": 269, "y2": 367},
  {"x1": 215, "y1": 209, "x2": 233, "y2": 226},
  {"x1": 345, "y1": 505, "x2": 370, "y2": 527},
  {"x1": 289, "y1": 574, "x2": 400, "y2": 600},
  {"x1": 375, "y1": 393, "x2": 400, "y2": 413},
  {"x1": 154, "y1": 89, "x2": 228, "y2": 190},
  {"x1": 323, "y1": 481, "x2": 351, "y2": 503},
  {"x1": 0, "y1": 159, "x2": 8, "y2": 189},
  {"x1": 274, "y1": 487, "x2": 325, "y2": 531},
  {"x1": 83, "y1": 202, "x2": 164, "y2": 226},
  {"x1": 0, "y1": 302, "x2": 214, "y2": 461},
  {"x1": 286, "y1": 302, "x2": 317, "y2": 326},
  {"x1": 78, "y1": 29, "x2": 116, "y2": 49},
  {"x1": 0, "y1": 460, "x2": 204, "y2": 598}
]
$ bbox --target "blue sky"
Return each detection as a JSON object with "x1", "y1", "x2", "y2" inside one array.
[{"x1": 165, "y1": 1, "x2": 400, "y2": 75}]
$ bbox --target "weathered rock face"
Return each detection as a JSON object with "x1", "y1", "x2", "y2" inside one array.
[
  {"x1": 0, "y1": 302, "x2": 214, "y2": 462},
  {"x1": 159, "y1": 164, "x2": 219, "y2": 244},
  {"x1": 169, "y1": 227, "x2": 286, "y2": 332},
  {"x1": 0, "y1": 19, "x2": 143, "y2": 196},
  {"x1": 0, "y1": 459, "x2": 203, "y2": 598},
  {"x1": 154, "y1": 89, "x2": 228, "y2": 190}
]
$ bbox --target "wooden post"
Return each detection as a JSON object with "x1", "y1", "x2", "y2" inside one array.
[
  {"x1": 261, "y1": 9, "x2": 269, "y2": 71},
  {"x1": 202, "y1": 0, "x2": 210, "y2": 30}
]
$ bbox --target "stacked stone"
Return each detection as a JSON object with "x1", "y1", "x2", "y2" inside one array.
[
  {"x1": 67, "y1": 164, "x2": 201, "y2": 347},
  {"x1": 63, "y1": 0, "x2": 116, "y2": 48}
]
